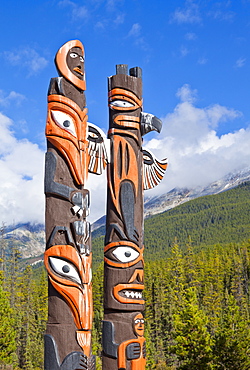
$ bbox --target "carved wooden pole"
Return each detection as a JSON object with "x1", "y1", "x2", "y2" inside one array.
[
  {"x1": 44, "y1": 40, "x2": 107, "y2": 370},
  {"x1": 102, "y1": 65, "x2": 167, "y2": 370}
]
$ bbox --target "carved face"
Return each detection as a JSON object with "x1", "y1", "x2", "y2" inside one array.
[
  {"x1": 133, "y1": 313, "x2": 145, "y2": 337},
  {"x1": 55, "y1": 39, "x2": 86, "y2": 91},
  {"x1": 107, "y1": 74, "x2": 143, "y2": 219},
  {"x1": 66, "y1": 46, "x2": 84, "y2": 80},
  {"x1": 44, "y1": 244, "x2": 92, "y2": 331},
  {"x1": 46, "y1": 94, "x2": 88, "y2": 185},
  {"x1": 104, "y1": 241, "x2": 145, "y2": 311}
]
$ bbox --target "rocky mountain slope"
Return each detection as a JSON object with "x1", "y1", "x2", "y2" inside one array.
[
  {"x1": 3, "y1": 167, "x2": 250, "y2": 261},
  {"x1": 144, "y1": 167, "x2": 250, "y2": 217}
]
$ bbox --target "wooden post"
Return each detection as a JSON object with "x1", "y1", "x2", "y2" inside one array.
[
  {"x1": 102, "y1": 65, "x2": 167, "y2": 370},
  {"x1": 44, "y1": 40, "x2": 107, "y2": 370}
]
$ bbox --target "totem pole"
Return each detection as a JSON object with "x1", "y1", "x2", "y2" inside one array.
[
  {"x1": 44, "y1": 40, "x2": 107, "y2": 370},
  {"x1": 102, "y1": 65, "x2": 168, "y2": 370}
]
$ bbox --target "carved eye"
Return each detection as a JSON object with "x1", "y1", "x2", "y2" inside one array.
[
  {"x1": 112, "y1": 246, "x2": 139, "y2": 263},
  {"x1": 51, "y1": 110, "x2": 77, "y2": 137},
  {"x1": 134, "y1": 319, "x2": 140, "y2": 324},
  {"x1": 89, "y1": 132, "x2": 98, "y2": 139},
  {"x1": 134, "y1": 318, "x2": 144, "y2": 324},
  {"x1": 49, "y1": 257, "x2": 81, "y2": 285},
  {"x1": 79, "y1": 56, "x2": 84, "y2": 62},
  {"x1": 142, "y1": 150, "x2": 153, "y2": 165},
  {"x1": 70, "y1": 52, "x2": 78, "y2": 58},
  {"x1": 88, "y1": 125, "x2": 103, "y2": 143},
  {"x1": 110, "y1": 100, "x2": 134, "y2": 108}
]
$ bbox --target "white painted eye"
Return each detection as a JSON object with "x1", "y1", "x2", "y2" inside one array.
[
  {"x1": 51, "y1": 110, "x2": 77, "y2": 137},
  {"x1": 79, "y1": 56, "x2": 84, "y2": 62},
  {"x1": 70, "y1": 52, "x2": 78, "y2": 58},
  {"x1": 49, "y1": 257, "x2": 81, "y2": 285},
  {"x1": 112, "y1": 246, "x2": 139, "y2": 263},
  {"x1": 110, "y1": 100, "x2": 134, "y2": 108}
]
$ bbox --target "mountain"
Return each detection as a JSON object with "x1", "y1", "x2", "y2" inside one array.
[
  {"x1": 2, "y1": 167, "x2": 250, "y2": 262},
  {"x1": 144, "y1": 167, "x2": 250, "y2": 217}
]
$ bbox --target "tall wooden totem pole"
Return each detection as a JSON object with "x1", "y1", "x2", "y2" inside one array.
[
  {"x1": 102, "y1": 65, "x2": 168, "y2": 370},
  {"x1": 44, "y1": 40, "x2": 107, "y2": 370}
]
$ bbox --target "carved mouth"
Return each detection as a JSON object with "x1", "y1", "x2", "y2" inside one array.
[
  {"x1": 113, "y1": 283, "x2": 145, "y2": 304},
  {"x1": 73, "y1": 67, "x2": 83, "y2": 76},
  {"x1": 121, "y1": 290, "x2": 143, "y2": 299}
]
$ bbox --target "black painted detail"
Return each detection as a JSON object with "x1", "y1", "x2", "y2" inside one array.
[
  {"x1": 129, "y1": 67, "x2": 142, "y2": 79},
  {"x1": 48, "y1": 226, "x2": 75, "y2": 248},
  {"x1": 120, "y1": 181, "x2": 138, "y2": 242},
  {"x1": 142, "y1": 341, "x2": 146, "y2": 358},
  {"x1": 116, "y1": 64, "x2": 128, "y2": 75},
  {"x1": 105, "y1": 224, "x2": 127, "y2": 245},
  {"x1": 126, "y1": 342, "x2": 141, "y2": 360},
  {"x1": 140, "y1": 112, "x2": 162, "y2": 136},
  {"x1": 87, "y1": 355, "x2": 96, "y2": 370},
  {"x1": 102, "y1": 321, "x2": 118, "y2": 359},
  {"x1": 48, "y1": 77, "x2": 66, "y2": 96},
  {"x1": 45, "y1": 151, "x2": 73, "y2": 200},
  {"x1": 44, "y1": 334, "x2": 87, "y2": 370}
]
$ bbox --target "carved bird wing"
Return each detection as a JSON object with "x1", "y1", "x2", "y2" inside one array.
[
  {"x1": 142, "y1": 148, "x2": 168, "y2": 190},
  {"x1": 87, "y1": 123, "x2": 109, "y2": 175}
]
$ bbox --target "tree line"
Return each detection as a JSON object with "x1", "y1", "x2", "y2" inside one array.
[{"x1": 1, "y1": 239, "x2": 250, "y2": 369}]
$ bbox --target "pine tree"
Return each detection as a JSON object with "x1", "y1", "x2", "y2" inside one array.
[
  {"x1": 171, "y1": 287, "x2": 214, "y2": 370},
  {"x1": 213, "y1": 292, "x2": 250, "y2": 370},
  {"x1": 0, "y1": 280, "x2": 17, "y2": 365}
]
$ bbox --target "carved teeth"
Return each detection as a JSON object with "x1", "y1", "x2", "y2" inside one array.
[{"x1": 123, "y1": 290, "x2": 142, "y2": 299}]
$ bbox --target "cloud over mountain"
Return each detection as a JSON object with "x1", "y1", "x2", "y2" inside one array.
[
  {"x1": 145, "y1": 84, "x2": 248, "y2": 196},
  {"x1": 0, "y1": 84, "x2": 249, "y2": 225}
]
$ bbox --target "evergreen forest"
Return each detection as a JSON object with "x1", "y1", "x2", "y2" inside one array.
[{"x1": 1, "y1": 182, "x2": 250, "y2": 369}]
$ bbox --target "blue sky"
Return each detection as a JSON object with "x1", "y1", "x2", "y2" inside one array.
[{"x1": 0, "y1": 0, "x2": 250, "y2": 225}]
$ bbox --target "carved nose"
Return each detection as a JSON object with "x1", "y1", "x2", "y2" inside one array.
[{"x1": 140, "y1": 112, "x2": 162, "y2": 136}]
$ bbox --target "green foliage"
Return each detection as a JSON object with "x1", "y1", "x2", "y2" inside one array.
[
  {"x1": 1, "y1": 182, "x2": 250, "y2": 368},
  {"x1": 171, "y1": 287, "x2": 214, "y2": 369},
  {"x1": 144, "y1": 182, "x2": 250, "y2": 259},
  {"x1": 0, "y1": 283, "x2": 16, "y2": 365}
]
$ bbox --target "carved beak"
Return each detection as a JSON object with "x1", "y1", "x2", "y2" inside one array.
[{"x1": 140, "y1": 112, "x2": 162, "y2": 136}]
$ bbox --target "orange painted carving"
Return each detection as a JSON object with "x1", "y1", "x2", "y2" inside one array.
[
  {"x1": 44, "y1": 245, "x2": 92, "y2": 332},
  {"x1": 107, "y1": 135, "x2": 139, "y2": 215},
  {"x1": 113, "y1": 115, "x2": 140, "y2": 130},
  {"x1": 113, "y1": 283, "x2": 144, "y2": 305},
  {"x1": 118, "y1": 337, "x2": 146, "y2": 370},
  {"x1": 55, "y1": 40, "x2": 86, "y2": 91},
  {"x1": 46, "y1": 94, "x2": 88, "y2": 185},
  {"x1": 108, "y1": 88, "x2": 142, "y2": 111},
  {"x1": 76, "y1": 330, "x2": 91, "y2": 357}
]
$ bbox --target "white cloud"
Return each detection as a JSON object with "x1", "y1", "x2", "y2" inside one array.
[
  {"x1": 198, "y1": 57, "x2": 208, "y2": 65},
  {"x1": 1, "y1": 85, "x2": 249, "y2": 226},
  {"x1": 58, "y1": 0, "x2": 89, "y2": 20},
  {"x1": 185, "y1": 32, "x2": 197, "y2": 41},
  {"x1": 0, "y1": 90, "x2": 26, "y2": 107},
  {"x1": 128, "y1": 23, "x2": 141, "y2": 37},
  {"x1": 127, "y1": 23, "x2": 149, "y2": 51},
  {"x1": 114, "y1": 13, "x2": 125, "y2": 25},
  {"x1": 0, "y1": 113, "x2": 44, "y2": 225},
  {"x1": 208, "y1": 10, "x2": 235, "y2": 21},
  {"x1": 180, "y1": 46, "x2": 189, "y2": 57},
  {"x1": 170, "y1": 1, "x2": 202, "y2": 24},
  {"x1": 0, "y1": 111, "x2": 107, "y2": 225},
  {"x1": 3, "y1": 48, "x2": 48, "y2": 75},
  {"x1": 144, "y1": 84, "x2": 246, "y2": 196},
  {"x1": 235, "y1": 57, "x2": 246, "y2": 68}
]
